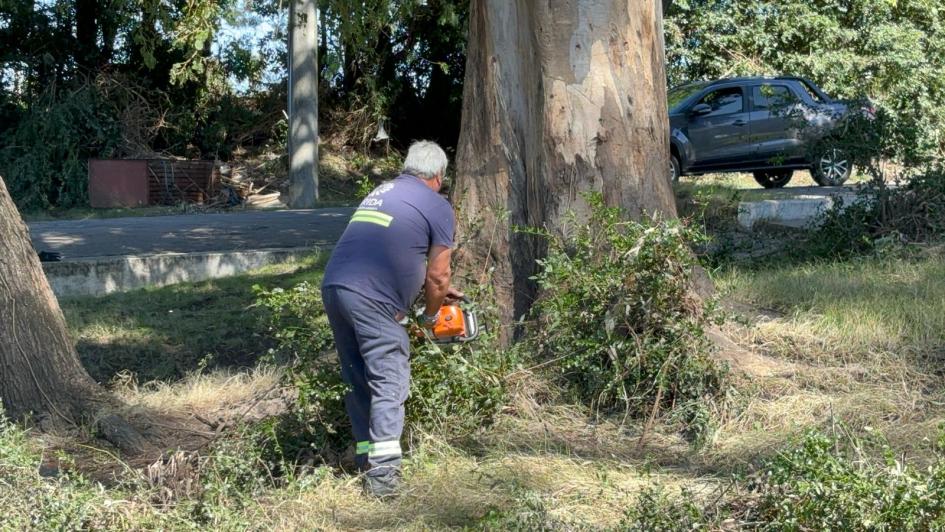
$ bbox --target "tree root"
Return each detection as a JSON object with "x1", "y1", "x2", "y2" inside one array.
[{"x1": 96, "y1": 413, "x2": 158, "y2": 455}]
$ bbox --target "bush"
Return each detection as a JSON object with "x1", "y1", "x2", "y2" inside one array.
[
  {"x1": 806, "y1": 168, "x2": 945, "y2": 259},
  {"x1": 254, "y1": 281, "x2": 518, "y2": 460},
  {"x1": 0, "y1": 84, "x2": 122, "y2": 210},
  {"x1": 747, "y1": 429, "x2": 945, "y2": 531},
  {"x1": 531, "y1": 194, "x2": 726, "y2": 444},
  {"x1": 618, "y1": 427, "x2": 945, "y2": 530},
  {"x1": 618, "y1": 487, "x2": 711, "y2": 531}
]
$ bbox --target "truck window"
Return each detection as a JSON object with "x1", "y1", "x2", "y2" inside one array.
[
  {"x1": 796, "y1": 80, "x2": 827, "y2": 103},
  {"x1": 696, "y1": 87, "x2": 744, "y2": 116},
  {"x1": 752, "y1": 85, "x2": 798, "y2": 111}
]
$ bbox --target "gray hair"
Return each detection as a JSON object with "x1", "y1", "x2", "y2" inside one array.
[{"x1": 402, "y1": 140, "x2": 448, "y2": 180}]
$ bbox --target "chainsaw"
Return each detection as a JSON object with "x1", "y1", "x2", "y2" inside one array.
[{"x1": 413, "y1": 298, "x2": 482, "y2": 344}]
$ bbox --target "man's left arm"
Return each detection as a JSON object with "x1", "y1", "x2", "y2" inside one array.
[
  {"x1": 423, "y1": 245, "x2": 452, "y2": 319},
  {"x1": 420, "y1": 202, "x2": 462, "y2": 325}
]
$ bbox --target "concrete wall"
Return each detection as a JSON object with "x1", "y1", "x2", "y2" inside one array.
[
  {"x1": 737, "y1": 192, "x2": 860, "y2": 230},
  {"x1": 44, "y1": 247, "x2": 320, "y2": 298}
]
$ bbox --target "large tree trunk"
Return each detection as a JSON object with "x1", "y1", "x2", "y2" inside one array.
[
  {"x1": 453, "y1": 0, "x2": 675, "y2": 327},
  {"x1": 287, "y1": 0, "x2": 319, "y2": 207},
  {"x1": 0, "y1": 177, "x2": 98, "y2": 426},
  {"x1": 0, "y1": 176, "x2": 151, "y2": 452}
]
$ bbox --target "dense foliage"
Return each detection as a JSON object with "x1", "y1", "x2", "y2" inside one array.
[
  {"x1": 531, "y1": 195, "x2": 726, "y2": 444},
  {"x1": 0, "y1": 0, "x2": 468, "y2": 210},
  {"x1": 619, "y1": 429, "x2": 945, "y2": 530},
  {"x1": 750, "y1": 430, "x2": 945, "y2": 530},
  {"x1": 665, "y1": 0, "x2": 945, "y2": 164},
  {"x1": 801, "y1": 167, "x2": 945, "y2": 259}
]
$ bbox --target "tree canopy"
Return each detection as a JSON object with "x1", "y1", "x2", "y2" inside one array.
[{"x1": 0, "y1": 0, "x2": 942, "y2": 210}]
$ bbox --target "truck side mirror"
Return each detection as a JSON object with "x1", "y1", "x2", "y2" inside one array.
[{"x1": 690, "y1": 103, "x2": 712, "y2": 116}]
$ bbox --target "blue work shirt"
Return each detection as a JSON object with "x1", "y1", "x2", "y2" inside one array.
[{"x1": 322, "y1": 174, "x2": 455, "y2": 312}]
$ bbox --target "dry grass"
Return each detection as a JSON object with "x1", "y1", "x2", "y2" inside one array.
[
  {"x1": 10, "y1": 246, "x2": 945, "y2": 529},
  {"x1": 114, "y1": 366, "x2": 282, "y2": 415},
  {"x1": 705, "y1": 252, "x2": 945, "y2": 470},
  {"x1": 717, "y1": 253, "x2": 945, "y2": 362},
  {"x1": 216, "y1": 440, "x2": 703, "y2": 531}
]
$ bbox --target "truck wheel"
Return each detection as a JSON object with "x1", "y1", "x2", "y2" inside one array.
[
  {"x1": 670, "y1": 154, "x2": 681, "y2": 184},
  {"x1": 812, "y1": 147, "x2": 852, "y2": 186},
  {"x1": 753, "y1": 170, "x2": 794, "y2": 189}
]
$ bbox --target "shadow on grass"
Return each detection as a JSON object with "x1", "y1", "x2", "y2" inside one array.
[{"x1": 62, "y1": 256, "x2": 326, "y2": 384}]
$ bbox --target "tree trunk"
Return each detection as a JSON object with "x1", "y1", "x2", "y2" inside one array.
[
  {"x1": 0, "y1": 176, "x2": 151, "y2": 453},
  {"x1": 453, "y1": 0, "x2": 676, "y2": 327},
  {"x1": 0, "y1": 177, "x2": 98, "y2": 426}
]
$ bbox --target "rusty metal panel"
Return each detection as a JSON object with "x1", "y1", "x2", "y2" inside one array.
[
  {"x1": 147, "y1": 160, "x2": 217, "y2": 205},
  {"x1": 88, "y1": 159, "x2": 149, "y2": 208}
]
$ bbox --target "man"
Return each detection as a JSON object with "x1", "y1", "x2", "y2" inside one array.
[{"x1": 321, "y1": 140, "x2": 461, "y2": 497}]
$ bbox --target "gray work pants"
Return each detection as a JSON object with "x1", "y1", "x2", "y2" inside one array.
[{"x1": 321, "y1": 285, "x2": 410, "y2": 477}]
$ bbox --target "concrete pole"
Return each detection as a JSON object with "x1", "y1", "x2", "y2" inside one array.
[{"x1": 287, "y1": 0, "x2": 318, "y2": 207}]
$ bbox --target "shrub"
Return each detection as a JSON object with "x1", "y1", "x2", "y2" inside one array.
[
  {"x1": 618, "y1": 487, "x2": 711, "y2": 531},
  {"x1": 806, "y1": 168, "x2": 945, "y2": 259},
  {"x1": 254, "y1": 281, "x2": 518, "y2": 460},
  {"x1": 748, "y1": 429, "x2": 945, "y2": 531},
  {"x1": 0, "y1": 84, "x2": 122, "y2": 210},
  {"x1": 530, "y1": 194, "x2": 726, "y2": 444}
]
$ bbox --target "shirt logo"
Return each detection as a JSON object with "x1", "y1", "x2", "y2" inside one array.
[{"x1": 360, "y1": 182, "x2": 395, "y2": 208}]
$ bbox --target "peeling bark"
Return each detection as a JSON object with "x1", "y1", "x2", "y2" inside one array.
[{"x1": 453, "y1": 0, "x2": 675, "y2": 329}]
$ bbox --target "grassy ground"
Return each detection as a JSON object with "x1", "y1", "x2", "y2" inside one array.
[
  {"x1": 61, "y1": 255, "x2": 326, "y2": 383},
  {"x1": 708, "y1": 251, "x2": 945, "y2": 467},
  {"x1": 6, "y1": 185, "x2": 945, "y2": 528}
]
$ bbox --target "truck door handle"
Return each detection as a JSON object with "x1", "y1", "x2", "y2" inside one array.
[{"x1": 732, "y1": 119, "x2": 747, "y2": 127}]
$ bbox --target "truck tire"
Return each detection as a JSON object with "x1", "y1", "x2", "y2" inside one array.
[
  {"x1": 753, "y1": 169, "x2": 794, "y2": 189},
  {"x1": 670, "y1": 154, "x2": 681, "y2": 184},
  {"x1": 812, "y1": 147, "x2": 852, "y2": 186}
]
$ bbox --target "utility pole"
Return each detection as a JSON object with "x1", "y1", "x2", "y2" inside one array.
[{"x1": 287, "y1": 0, "x2": 318, "y2": 207}]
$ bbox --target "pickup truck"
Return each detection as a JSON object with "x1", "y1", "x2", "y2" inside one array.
[{"x1": 668, "y1": 76, "x2": 869, "y2": 188}]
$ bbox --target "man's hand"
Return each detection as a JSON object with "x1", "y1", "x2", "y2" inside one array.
[
  {"x1": 418, "y1": 311, "x2": 439, "y2": 330},
  {"x1": 444, "y1": 286, "x2": 465, "y2": 305}
]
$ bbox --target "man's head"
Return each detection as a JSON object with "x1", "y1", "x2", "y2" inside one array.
[{"x1": 403, "y1": 140, "x2": 448, "y2": 192}]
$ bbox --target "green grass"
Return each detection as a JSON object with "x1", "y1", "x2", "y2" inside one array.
[
  {"x1": 716, "y1": 251, "x2": 945, "y2": 362},
  {"x1": 9, "y1": 225, "x2": 945, "y2": 530},
  {"x1": 62, "y1": 254, "x2": 326, "y2": 383}
]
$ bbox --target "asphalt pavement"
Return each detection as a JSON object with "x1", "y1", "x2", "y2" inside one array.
[
  {"x1": 28, "y1": 208, "x2": 355, "y2": 259},
  {"x1": 25, "y1": 185, "x2": 860, "y2": 259}
]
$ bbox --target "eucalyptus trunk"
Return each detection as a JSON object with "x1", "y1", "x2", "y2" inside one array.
[{"x1": 453, "y1": 0, "x2": 676, "y2": 326}]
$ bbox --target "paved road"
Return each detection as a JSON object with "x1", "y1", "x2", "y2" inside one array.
[
  {"x1": 29, "y1": 208, "x2": 355, "y2": 259},
  {"x1": 26, "y1": 185, "x2": 864, "y2": 259}
]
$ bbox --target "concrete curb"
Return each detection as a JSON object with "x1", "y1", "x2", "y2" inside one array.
[
  {"x1": 44, "y1": 247, "x2": 322, "y2": 298},
  {"x1": 737, "y1": 192, "x2": 860, "y2": 230}
]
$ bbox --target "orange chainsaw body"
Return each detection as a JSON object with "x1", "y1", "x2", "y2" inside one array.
[{"x1": 430, "y1": 303, "x2": 481, "y2": 343}]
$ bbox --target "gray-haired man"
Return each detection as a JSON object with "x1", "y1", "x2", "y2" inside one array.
[{"x1": 321, "y1": 140, "x2": 462, "y2": 497}]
